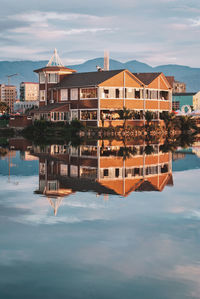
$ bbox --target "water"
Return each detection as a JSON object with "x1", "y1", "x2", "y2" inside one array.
[{"x1": 0, "y1": 138, "x2": 200, "y2": 298}]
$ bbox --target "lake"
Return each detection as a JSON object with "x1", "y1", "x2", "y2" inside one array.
[{"x1": 0, "y1": 137, "x2": 200, "y2": 299}]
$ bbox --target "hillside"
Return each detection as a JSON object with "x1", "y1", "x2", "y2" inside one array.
[{"x1": 0, "y1": 58, "x2": 200, "y2": 93}]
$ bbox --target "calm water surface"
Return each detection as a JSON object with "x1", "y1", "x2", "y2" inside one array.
[{"x1": 0, "y1": 141, "x2": 200, "y2": 299}]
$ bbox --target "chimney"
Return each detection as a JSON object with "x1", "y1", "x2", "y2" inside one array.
[{"x1": 104, "y1": 50, "x2": 109, "y2": 71}]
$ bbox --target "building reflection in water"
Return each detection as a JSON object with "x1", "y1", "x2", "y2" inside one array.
[{"x1": 31, "y1": 139, "x2": 173, "y2": 215}]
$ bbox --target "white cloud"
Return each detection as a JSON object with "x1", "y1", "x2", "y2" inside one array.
[
  {"x1": 190, "y1": 18, "x2": 200, "y2": 27},
  {"x1": 8, "y1": 11, "x2": 105, "y2": 23}
]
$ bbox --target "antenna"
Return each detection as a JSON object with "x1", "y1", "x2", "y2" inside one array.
[
  {"x1": 104, "y1": 50, "x2": 109, "y2": 71},
  {"x1": 47, "y1": 48, "x2": 63, "y2": 67}
]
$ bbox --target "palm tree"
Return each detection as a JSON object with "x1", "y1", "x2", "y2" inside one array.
[
  {"x1": 145, "y1": 110, "x2": 154, "y2": 127},
  {"x1": 0, "y1": 102, "x2": 9, "y2": 114},
  {"x1": 178, "y1": 115, "x2": 197, "y2": 132},
  {"x1": 118, "y1": 107, "x2": 132, "y2": 128},
  {"x1": 160, "y1": 111, "x2": 177, "y2": 134},
  {"x1": 144, "y1": 144, "x2": 155, "y2": 155}
]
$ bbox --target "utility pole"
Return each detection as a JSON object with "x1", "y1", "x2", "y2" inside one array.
[
  {"x1": 5, "y1": 74, "x2": 18, "y2": 114},
  {"x1": 6, "y1": 73, "x2": 18, "y2": 85}
]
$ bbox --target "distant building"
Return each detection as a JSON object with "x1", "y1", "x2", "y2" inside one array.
[
  {"x1": 193, "y1": 91, "x2": 200, "y2": 110},
  {"x1": 172, "y1": 92, "x2": 200, "y2": 111},
  {"x1": 166, "y1": 76, "x2": 186, "y2": 93},
  {"x1": 20, "y1": 82, "x2": 39, "y2": 102},
  {"x1": 14, "y1": 100, "x2": 39, "y2": 113},
  {"x1": 0, "y1": 84, "x2": 17, "y2": 113}
]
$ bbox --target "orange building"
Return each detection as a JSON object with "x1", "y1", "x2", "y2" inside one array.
[
  {"x1": 33, "y1": 140, "x2": 173, "y2": 204},
  {"x1": 0, "y1": 84, "x2": 17, "y2": 113},
  {"x1": 33, "y1": 50, "x2": 172, "y2": 127}
]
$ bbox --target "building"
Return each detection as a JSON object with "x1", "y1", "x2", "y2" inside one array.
[
  {"x1": 33, "y1": 49, "x2": 172, "y2": 127},
  {"x1": 14, "y1": 100, "x2": 39, "y2": 113},
  {"x1": 0, "y1": 84, "x2": 17, "y2": 113},
  {"x1": 32, "y1": 139, "x2": 173, "y2": 211},
  {"x1": 193, "y1": 91, "x2": 200, "y2": 110},
  {"x1": 20, "y1": 82, "x2": 39, "y2": 102},
  {"x1": 166, "y1": 76, "x2": 186, "y2": 93},
  {"x1": 172, "y1": 92, "x2": 200, "y2": 111}
]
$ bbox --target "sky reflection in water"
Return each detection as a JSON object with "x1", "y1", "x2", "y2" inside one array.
[{"x1": 0, "y1": 145, "x2": 200, "y2": 299}]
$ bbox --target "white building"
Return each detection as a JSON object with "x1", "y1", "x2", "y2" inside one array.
[
  {"x1": 20, "y1": 82, "x2": 39, "y2": 102},
  {"x1": 14, "y1": 100, "x2": 39, "y2": 113}
]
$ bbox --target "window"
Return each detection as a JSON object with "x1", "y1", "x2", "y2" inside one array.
[
  {"x1": 81, "y1": 110, "x2": 97, "y2": 120},
  {"x1": 48, "y1": 73, "x2": 57, "y2": 83},
  {"x1": 160, "y1": 91, "x2": 169, "y2": 101},
  {"x1": 40, "y1": 90, "x2": 45, "y2": 101},
  {"x1": 71, "y1": 88, "x2": 78, "y2": 100},
  {"x1": 64, "y1": 112, "x2": 70, "y2": 121},
  {"x1": 48, "y1": 181, "x2": 57, "y2": 191},
  {"x1": 115, "y1": 168, "x2": 119, "y2": 177},
  {"x1": 80, "y1": 167, "x2": 97, "y2": 179},
  {"x1": 115, "y1": 89, "x2": 120, "y2": 98},
  {"x1": 172, "y1": 101, "x2": 180, "y2": 111},
  {"x1": 71, "y1": 110, "x2": 78, "y2": 120},
  {"x1": 161, "y1": 164, "x2": 168, "y2": 173},
  {"x1": 60, "y1": 164, "x2": 68, "y2": 176},
  {"x1": 135, "y1": 90, "x2": 140, "y2": 99},
  {"x1": 70, "y1": 165, "x2": 78, "y2": 177},
  {"x1": 80, "y1": 88, "x2": 97, "y2": 99},
  {"x1": 103, "y1": 169, "x2": 109, "y2": 177},
  {"x1": 103, "y1": 89, "x2": 109, "y2": 98},
  {"x1": 39, "y1": 163, "x2": 45, "y2": 175},
  {"x1": 39, "y1": 73, "x2": 45, "y2": 84},
  {"x1": 61, "y1": 89, "x2": 68, "y2": 101}
]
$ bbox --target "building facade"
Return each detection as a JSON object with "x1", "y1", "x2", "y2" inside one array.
[
  {"x1": 14, "y1": 100, "x2": 39, "y2": 113},
  {"x1": 33, "y1": 50, "x2": 172, "y2": 126},
  {"x1": 32, "y1": 139, "x2": 173, "y2": 204},
  {"x1": 20, "y1": 82, "x2": 39, "y2": 102},
  {"x1": 172, "y1": 92, "x2": 200, "y2": 111},
  {"x1": 0, "y1": 84, "x2": 17, "y2": 113},
  {"x1": 166, "y1": 76, "x2": 186, "y2": 93}
]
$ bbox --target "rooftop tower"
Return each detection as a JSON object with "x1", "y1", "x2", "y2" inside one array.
[
  {"x1": 46, "y1": 48, "x2": 64, "y2": 67},
  {"x1": 104, "y1": 50, "x2": 109, "y2": 71}
]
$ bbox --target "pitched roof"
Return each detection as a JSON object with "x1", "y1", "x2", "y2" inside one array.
[
  {"x1": 32, "y1": 103, "x2": 69, "y2": 113},
  {"x1": 135, "y1": 180, "x2": 159, "y2": 192},
  {"x1": 133, "y1": 72, "x2": 162, "y2": 85},
  {"x1": 34, "y1": 66, "x2": 76, "y2": 73},
  {"x1": 173, "y1": 92, "x2": 196, "y2": 96},
  {"x1": 58, "y1": 69, "x2": 124, "y2": 88},
  {"x1": 165, "y1": 76, "x2": 175, "y2": 87}
]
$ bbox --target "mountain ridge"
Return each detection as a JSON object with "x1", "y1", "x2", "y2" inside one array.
[{"x1": 0, "y1": 58, "x2": 199, "y2": 92}]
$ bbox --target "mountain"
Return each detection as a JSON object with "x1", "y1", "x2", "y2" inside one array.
[
  {"x1": 0, "y1": 60, "x2": 48, "y2": 93},
  {"x1": 0, "y1": 58, "x2": 200, "y2": 93}
]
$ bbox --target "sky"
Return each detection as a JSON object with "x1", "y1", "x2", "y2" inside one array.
[{"x1": 0, "y1": 0, "x2": 200, "y2": 67}]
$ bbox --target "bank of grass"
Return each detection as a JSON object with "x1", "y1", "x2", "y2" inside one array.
[
  {"x1": 0, "y1": 137, "x2": 9, "y2": 147},
  {"x1": 22, "y1": 120, "x2": 84, "y2": 144},
  {"x1": 0, "y1": 119, "x2": 8, "y2": 128}
]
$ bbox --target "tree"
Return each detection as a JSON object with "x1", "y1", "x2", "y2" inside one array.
[
  {"x1": 178, "y1": 115, "x2": 197, "y2": 132},
  {"x1": 118, "y1": 146, "x2": 137, "y2": 160},
  {"x1": 145, "y1": 111, "x2": 154, "y2": 127},
  {"x1": 0, "y1": 102, "x2": 9, "y2": 114},
  {"x1": 144, "y1": 145, "x2": 155, "y2": 155},
  {"x1": 118, "y1": 107, "x2": 132, "y2": 128},
  {"x1": 160, "y1": 111, "x2": 177, "y2": 134}
]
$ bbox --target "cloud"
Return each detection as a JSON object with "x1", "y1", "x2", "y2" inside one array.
[
  {"x1": 0, "y1": 2, "x2": 200, "y2": 66},
  {"x1": 8, "y1": 11, "x2": 105, "y2": 23},
  {"x1": 190, "y1": 18, "x2": 200, "y2": 27}
]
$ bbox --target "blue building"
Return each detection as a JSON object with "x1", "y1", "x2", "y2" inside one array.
[{"x1": 172, "y1": 92, "x2": 196, "y2": 111}]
